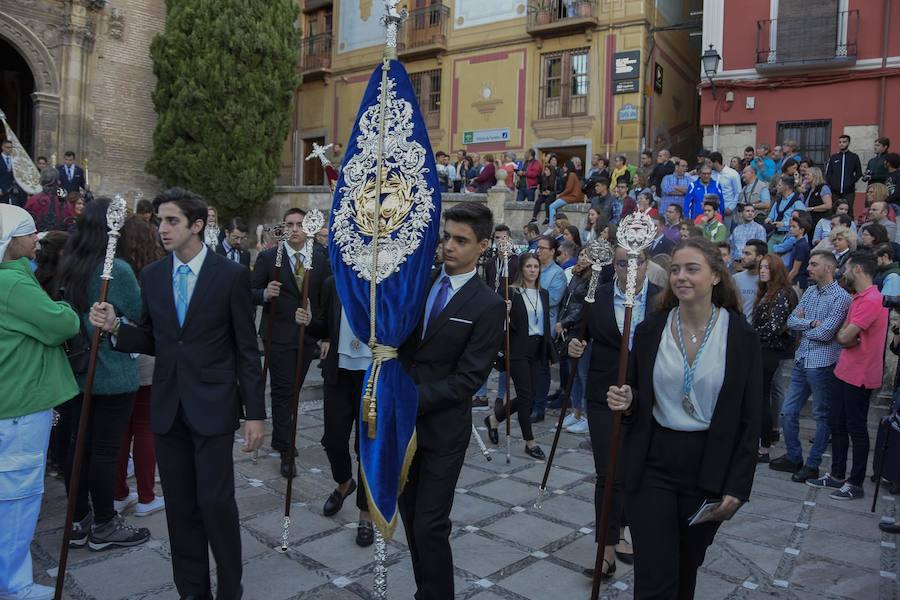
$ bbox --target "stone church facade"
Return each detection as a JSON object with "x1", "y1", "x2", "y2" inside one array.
[{"x1": 0, "y1": 0, "x2": 165, "y2": 199}]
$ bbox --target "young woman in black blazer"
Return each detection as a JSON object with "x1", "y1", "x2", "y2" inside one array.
[
  {"x1": 484, "y1": 253, "x2": 551, "y2": 459},
  {"x1": 607, "y1": 238, "x2": 762, "y2": 599},
  {"x1": 568, "y1": 246, "x2": 662, "y2": 581}
]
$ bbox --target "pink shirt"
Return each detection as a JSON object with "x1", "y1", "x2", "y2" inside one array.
[{"x1": 834, "y1": 285, "x2": 889, "y2": 389}]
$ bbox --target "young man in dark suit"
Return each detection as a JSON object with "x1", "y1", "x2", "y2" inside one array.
[
  {"x1": 215, "y1": 217, "x2": 251, "y2": 268},
  {"x1": 399, "y1": 201, "x2": 506, "y2": 600},
  {"x1": 90, "y1": 187, "x2": 264, "y2": 600},
  {"x1": 301, "y1": 275, "x2": 373, "y2": 546},
  {"x1": 0, "y1": 139, "x2": 20, "y2": 206},
  {"x1": 56, "y1": 151, "x2": 86, "y2": 194},
  {"x1": 251, "y1": 207, "x2": 331, "y2": 477}
]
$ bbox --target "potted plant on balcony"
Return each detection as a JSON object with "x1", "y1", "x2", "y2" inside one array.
[{"x1": 530, "y1": 0, "x2": 553, "y2": 26}]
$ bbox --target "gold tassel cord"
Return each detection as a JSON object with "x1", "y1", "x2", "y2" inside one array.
[{"x1": 363, "y1": 343, "x2": 399, "y2": 439}]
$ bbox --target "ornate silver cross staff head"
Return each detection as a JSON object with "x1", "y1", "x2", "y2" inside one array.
[
  {"x1": 301, "y1": 208, "x2": 325, "y2": 269},
  {"x1": 584, "y1": 238, "x2": 614, "y2": 303},
  {"x1": 616, "y1": 211, "x2": 657, "y2": 307},
  {"x1": 381, "y1": 0, "x2": 408, "y2": 58},
  {"x1": 101, "y1": 195, "x2": 128, "y2": 281},
  {"x1": 305, "y1": 142, "x2": 333, "y2": 168},
  {"x1": 266, "y1": 222, "x2": 292, "y2": 268},
  {"x1": 204, "y1": 222, "x2": 220, "y2": 249},
  {"x1": 496, "y1": 237, "x2": 514, "y2": 279}
]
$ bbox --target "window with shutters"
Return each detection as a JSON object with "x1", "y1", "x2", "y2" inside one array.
[
  {"x1": 409, "y1": 69, "x2": 442, "y2": 130},
  {"x1": 539, "y1": 49, "x2": 588, "y2": 119},
  {"x1": 756, "y1": 1, "x2": 858, "y2": 70},
  {"x1": 300, "y1": 7, "x2": 333, "y2": 74},
  {"x1": 776, "y1": 120, "x2": 832, "y2": 168}
]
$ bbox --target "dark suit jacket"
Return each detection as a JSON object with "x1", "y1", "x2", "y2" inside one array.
[
  {"x1": 307, "y1": 275, "x2": 344, "y2": 383},
  {"x1": 251, "y1": 242, "x2": 330, "y2": 348},
  {"x1": 482, "y1": 253, "x2": 519, "y2": 294},
  {"x1": 114, "y1": 250, "x2": 265, "y2": 437},
  {"x1": 508, "y1": 287, "x2": 553, "y2": 362},
  {"x1": 56, "y1": 164, "x2": 86, "y2": 193},
  {"x1": 581, "y1": 281, "x2": 662, "y2": 404},
  {"x1": 623, "y1": 309, "x2": 762, "y2": 502},
  {"x1": 215, "y1": 242, "x2": 251, "y2": 268},
  {"x1": 647, "y1": 235, "x2": 675, "y2": 257},
  {"x1": 0, "y1": 155, "x2": 14, "y2": 192},
  {"x1": 400, "y1": 271, "x2": 505, "y2": 452}
]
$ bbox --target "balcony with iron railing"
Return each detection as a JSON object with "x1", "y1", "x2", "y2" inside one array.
[
  {"x1": 300, "y1": 33, "x2": 332, "y2": 79},
  {"x1": 398, "y1": 4, "x2": 450, "y2": 59},
  {"x1": 527, "y1": 0, "x2": 598, "y2": 37},
  {"x1": 756, "y1": 10, "x2": 858, "y2": 73}
]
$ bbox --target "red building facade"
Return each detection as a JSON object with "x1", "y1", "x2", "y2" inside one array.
[{"x1": 699, "y1": 0, "x2": 899, "y2": 187}]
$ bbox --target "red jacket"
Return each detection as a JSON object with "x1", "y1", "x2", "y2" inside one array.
[
  {"x1": 25, "y1": 191, "x2": 74, "y2": 232},
  {"x1": 523, "y1": 159, "x2": 542, "y2": 189}
]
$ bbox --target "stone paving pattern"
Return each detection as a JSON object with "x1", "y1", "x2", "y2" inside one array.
[{"x1": 32, "y1": 370, "x2": 900, "y2": 599}]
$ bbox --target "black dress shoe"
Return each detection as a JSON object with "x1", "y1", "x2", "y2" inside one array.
[
  {"x1": 791, "y1": 465, "x2": 820, "y2": 483},
  {"x1": 757, "y1": 451, "x2": 770, "y2": 464},
  {"x1": 323, "y1": 480, "x2": 357, "y2": 517},
  {"x1": 880, "y1": 521, "x2": 900, "y2": 534},
  {"x1": 280, "y1": 455, "x2": 297, "y2": 478},
  {"x1": 484, "y1": 416, "x2": 499, "y2": 445},
  {"x1": 615, "y1": 538, "x2": 634, "y2": 565},
  {"x1": 525, "y1": 445, "x2": 546, "y2": 460},
  {"x1": 529, "y1": 412, "x2": 545, "y2": 424},
  {"x1": 180, "y1": 594, "x2": 213, "y2": 600},
  {"x1": 356, "y1": 521, "x2": 374, "y2": 547},
  {"x1": 769, "y1": 455, "x2": 802, "y2": 474},
  {"x1": 582, "y1": 559, "x2": 616, "y2": 581}
]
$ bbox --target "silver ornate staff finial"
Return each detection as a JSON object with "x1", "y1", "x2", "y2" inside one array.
[
  {"x1": 381, "y1": 0, "x2": 408, "y2": 59},
  {"x1": 305, "y1": 142, "x2": 333, "y2": 168},
  {"x1": 204, "y1": 222, "x2": 220, "y2": 249},
  {"x1": 265, "y1": 222, "x2": 292, "y2": 269},
  {"x1": 616, "y1": 211, "x2": 657, "y2": 306},
  {"x1": 584, "y1": 239, "x2": 614, "y2": 303},
  {"x1": 101, "y1": 195, "x2": 128, "y2": 280},
  {"x1": 300, "y1": 208, "x2": 325, "y2": 269},
  {"x1": 496, "y1": 237, "x2": 514, "y2": 279}
]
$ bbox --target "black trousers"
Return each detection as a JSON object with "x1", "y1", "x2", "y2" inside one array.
[
  {"x1": 155, "y1": 410, "x2": 242, "y2": 599},
  {"x1": 627, "y1": 422, "x2": 722, "y2": 599},
  {"x1": 398, "y1": 445, "x2": 467, "y2": 600},
  {"x1": 760, "y1": 350, "x2": 784, "y2": 448},
  {"x1": 65, "y1": 392, "x2": 135, "y2": 524},
  {"x1": 532, "y1": 192, "x2": 555, "y2": 221},
  {"x1": 322, "y1": 368, "x2": 368, "y2": 512},
  {"x1": 268, "y1": 341, "x2": 314, "y2": 454},
  {"x1": 586, "y1": 401, "x2": 625, "y2": 545},
  {"x1": 494, "y1": 336, "x2": 542, "y2": 441}
]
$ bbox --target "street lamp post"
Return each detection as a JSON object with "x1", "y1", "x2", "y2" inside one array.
[{"x1": 702, "y1": 44, "x2": 722, "y2": 99}]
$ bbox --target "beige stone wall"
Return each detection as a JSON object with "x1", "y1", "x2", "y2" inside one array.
[{"x1": 87, "y1": 0, "x2": 166, "y2": 197}]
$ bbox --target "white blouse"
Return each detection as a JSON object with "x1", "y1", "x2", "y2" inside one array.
[
  {"x1": 652, "y1": 308, "x2": 729, "y2": 431},
  {"x1": 521, "y1": 288, "x2": 544, "y2": 336}
]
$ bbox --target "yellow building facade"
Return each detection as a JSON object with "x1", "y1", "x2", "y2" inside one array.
[{"x1": 282, "y1": 0, "x2": 702, "y2": 187}]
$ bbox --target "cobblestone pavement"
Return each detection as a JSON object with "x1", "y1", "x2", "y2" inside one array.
[{"x1": 32, "y1": 370, "x2": 900, "y2": 599}]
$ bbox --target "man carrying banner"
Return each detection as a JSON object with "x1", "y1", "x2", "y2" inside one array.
[{"x1": 400, "y1": 202, "x2": 505, "y2": 598}]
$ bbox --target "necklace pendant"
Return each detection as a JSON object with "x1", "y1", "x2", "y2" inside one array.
[
  {"x1": 682, "y1": 395, "x2": 696, "y2": 417},
  {"x1": 689, "y1": 333, "x2": 697, "y2": 344}
]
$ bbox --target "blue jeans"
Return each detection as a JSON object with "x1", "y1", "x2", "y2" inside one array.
[
  {"x1": 516, "y1": 187, "x2": 536, "y2": 202},
  {"x1": 476, "y1": 369, "x2": 507, "y2": 399},
  {"x1": 0, "y1": 409, "x2": 53, "y2": 595},
  {"x1": 569, "y1": 345, "x2": 591, "y2": 412},
  {"x1": 780, "y1": 363, "x2": 836, "y2": 469},
  {"x1": 548, "y1": 198, "x2": 568, "y2": 224}
]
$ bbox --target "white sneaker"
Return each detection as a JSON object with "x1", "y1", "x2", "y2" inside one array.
[
  {"x1": 134, "y1": 495, "x2": 165, "y2": 517},
  {"x1": 562, "y1": 413, "x2": 578, "y2": 428},
  {"x1": 114, "y1": 491, "x2": 138, "y2": 514},
  {"x1": 0, "y1": 583, "x2": 55, "y2": 600},
  {"x1": 566, "y1": 417, "x2": 589, "y2": 434}
]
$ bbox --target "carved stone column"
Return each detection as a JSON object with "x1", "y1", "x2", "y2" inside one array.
[
  {"x1": 31, "y1": 92, "x2": 61, "y2": 160},
  {"x1": 57, "y1": 0, "x2": 97, "y2": 158}
]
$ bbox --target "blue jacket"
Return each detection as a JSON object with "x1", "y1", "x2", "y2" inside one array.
[{"x1": 684, "y1": 179, "x2": 724, "y2": 220}]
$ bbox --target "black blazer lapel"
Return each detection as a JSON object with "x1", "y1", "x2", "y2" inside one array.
[
  {"x1": 181, "y1": 251, "x2": 221, "y2": 331},
  {"x1": 420, "y1": 275, "x2": 480, "y2": 346}
]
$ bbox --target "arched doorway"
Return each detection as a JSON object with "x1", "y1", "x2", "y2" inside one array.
[{"x1": 0, "y1": 37, "x2": 35, "y2": 156}]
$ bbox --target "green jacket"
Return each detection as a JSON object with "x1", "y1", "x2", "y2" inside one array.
[
  {"x1": 0, "y1": 258, "x2": 80, "y2": 419},
  {"x1": 703, "y1": 220, "x2": 728, "y2": 242},
  {"x1": 867, "y1": 153, "x2": 889, "y2": 184},
  {"x1": 75, "y1": 259, "x2": 141, "y2": 396}
]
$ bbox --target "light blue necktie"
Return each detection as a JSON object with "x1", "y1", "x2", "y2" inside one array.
[{"x1": 174, "y1": 264, "x2": 191, "y2": 326}]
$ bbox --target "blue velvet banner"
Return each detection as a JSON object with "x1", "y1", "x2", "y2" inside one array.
[{"x1": 328, "y1": 59, "x2": 441, "y2": 538}]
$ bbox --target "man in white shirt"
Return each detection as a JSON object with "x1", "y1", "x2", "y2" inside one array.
[
  {"x1": 710, "y1": 151, "x2": 743, "y2": 228},
  {"x1": 733, "y1": 239, "x2": 767, "y2": 322}
]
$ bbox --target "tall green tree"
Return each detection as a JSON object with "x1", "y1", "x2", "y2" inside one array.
[{"x1": 147, "y1": 0, "x2": 298, "y2": 217}]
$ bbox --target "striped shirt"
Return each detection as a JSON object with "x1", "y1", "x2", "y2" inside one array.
[{"x1": 787, "y1": 280, "x2": 852, "y2": 368}]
